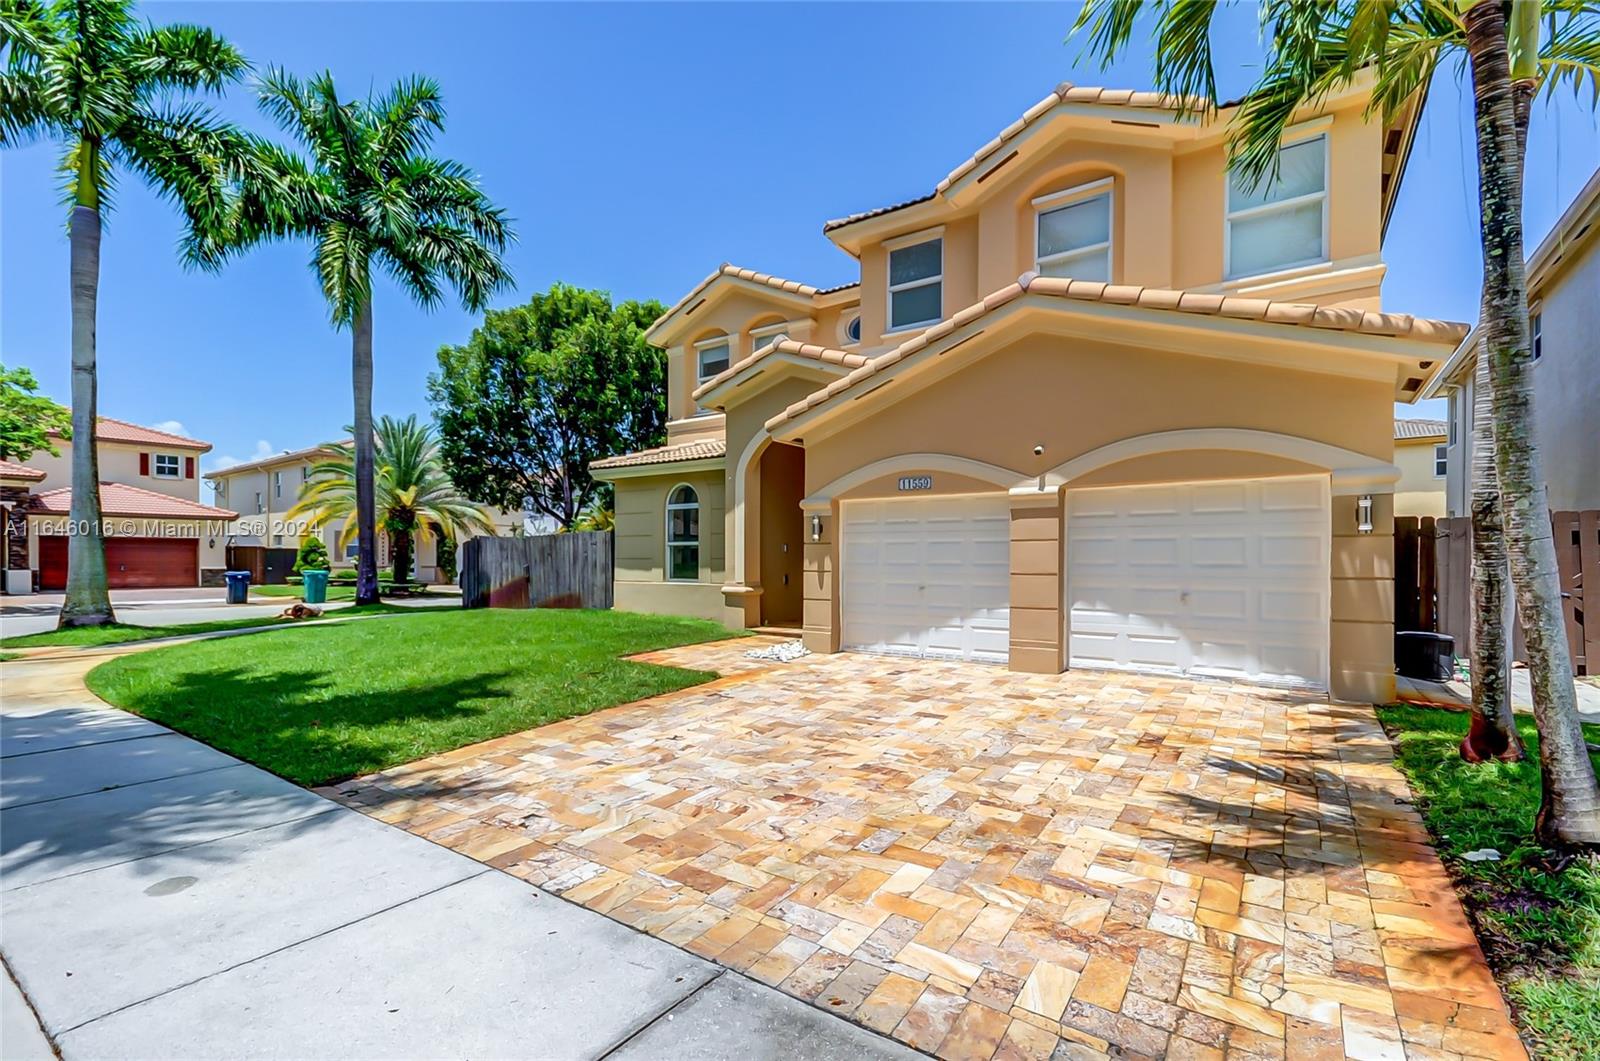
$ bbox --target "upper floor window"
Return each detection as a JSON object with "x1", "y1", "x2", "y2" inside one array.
[
  {"x1": 887, "y1": 233, "x2": 942, "y2": 332},
  {"x1": 1434, "y1": 444, "x2": 1448, "y2": 478},
  {"x1": 693, "y1": 336, "x2": 731, "y2": 414},
  {"x1": 844, "y1": 316, "x2": 861, "y2": 344},
  {"x1": 255, "y1": 491, "x2": 264, "y2": 515},
  {"x1": 1226, "y1": 134, "x2": 1327, "y2": 279},
  {"x1": 1448, "y1": 392, "x2": 1458, "y2": 446},
  {"x1": 1531, "y1": 310, "x2": 1542, "y2": 360},
  {"x1": 153, "y1": 453, "x2": 180, "y2": 478},
  {"x1": 274, "y1": 470, "x2": 283, "y2": 498},
  {"x1": 749, "y1": 322, "x2": 787, "y2": 355},
  {"x1": 665, "y1": 484, "x2": 699, "y2": 581},
  {"x1": 1034, "y1": 180, "x2": 1112, "y2": 281}
]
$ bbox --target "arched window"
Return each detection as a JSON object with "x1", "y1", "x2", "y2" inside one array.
[{"x1": 666, "y1": 485, "x2": 699, "y2": 581}]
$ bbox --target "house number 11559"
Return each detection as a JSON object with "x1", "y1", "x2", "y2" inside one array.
[{"x1": 897, "y1": 476, "x2": 933, "y2": 492}]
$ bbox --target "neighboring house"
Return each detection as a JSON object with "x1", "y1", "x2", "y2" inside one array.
[
  {"x1": 1393, "y1": 418, "x2": 1447, "y2": 518},
  {"x1": 0, "y1": 418, "x2": 236, "y2": 592},
  {"x1": 592, "y1": 74, "x2": 1466, "y2": 704},
  {"x1": 205, "y1": 442, "x2": 529, "y2": 583},
  {"x1": 1425, "y1": 167, "x2": 1600, "y2": 515}
]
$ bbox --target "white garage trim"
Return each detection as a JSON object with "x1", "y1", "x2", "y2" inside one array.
[
  {"x1": 803, "y1": 454, "x2": 1022, "y2": 507},
  {"x1": 840, "y1": 493, "x2": 1011, "y2": 664},
  {"x1": 1041, "y1": 428, "x2": 1396, "y2": 494},
  {"x1": 1066, "y1": 475, "x2": 1331, "y2": 690}
]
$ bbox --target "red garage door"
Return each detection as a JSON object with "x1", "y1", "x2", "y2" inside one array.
[{"x1": 37, "y1": 537, "x2": 198, "y2": 590}]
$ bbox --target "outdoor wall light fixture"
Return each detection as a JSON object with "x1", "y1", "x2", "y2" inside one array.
[
  {"x1": 1356, "y1": 495, "x2": 1374, "y2": 534},
  {"x1": 810, "y1": 515, "x2": 823, "y2": 542}
]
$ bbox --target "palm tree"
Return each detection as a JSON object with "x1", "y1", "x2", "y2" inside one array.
[
  {"x1": 1, "y1": 0, "x2": 250, "y2": 627},
  {"x1": 1070, "y1": 0, "x2": 1600, "y2": 848},
  {"x1": 235, "y1": 70, "x2": 511, "y2": 605},
  {"x1": 287, "y1": 414, "x2": 494, "y2": 586}
]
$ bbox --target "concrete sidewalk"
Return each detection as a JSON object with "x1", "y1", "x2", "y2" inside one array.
[{"x1": 0, "y1": 655, "x2": 919, "y2": 1060}]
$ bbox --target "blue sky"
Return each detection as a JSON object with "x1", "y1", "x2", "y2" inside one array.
[{"x1": 2, "y1": 2, "x2": 1596, "y2": 480}]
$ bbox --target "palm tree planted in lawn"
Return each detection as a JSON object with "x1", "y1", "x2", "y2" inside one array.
[
  {"x1": 287, "y1": 414, "x2": 494, "y2": 587},
  {"x1": 238, "y1": 69, "x2": 512, "y2": 605},
  {"x1": 1070, "y1": 0, "x2": 1600, "y2": 848},
  {"x1": 1, "y1": 0, "x2": 250, "y2": 627}
]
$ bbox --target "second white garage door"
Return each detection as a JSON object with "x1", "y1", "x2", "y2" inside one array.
[
  {"x1": 1067, "y1": 476, "x2": 1330, "y2": 690},
  {"x1": 841, "y1": 495, "x2": 1010, "y2": 663}
]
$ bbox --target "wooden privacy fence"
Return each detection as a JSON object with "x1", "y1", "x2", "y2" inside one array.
[
  {"x1": 1395, "y1": 511, "x2": 1596, "y2": 675},
  {"x1": 460, "y1": 531, "x2": 614, "y2": 610}
]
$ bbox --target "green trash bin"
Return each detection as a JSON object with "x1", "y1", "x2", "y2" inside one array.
[{"x1": 302, "y1": 568, "x2": 329, "y2": 604}]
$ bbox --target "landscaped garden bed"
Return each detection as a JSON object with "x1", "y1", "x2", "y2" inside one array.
[
  {"x1": 1377, "y1": 705, "x2": 1600, "y2": 1059},
  {"x1": 84, "y1": 609, "x2": 734, "y2": 786}
]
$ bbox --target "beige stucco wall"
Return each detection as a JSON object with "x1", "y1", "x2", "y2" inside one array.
[
  {"x1": 1532, "y1": 241, "x2": 1600, "y2": 510},
  {"x1": 1393, "y1": 438, "x2": 1446, "y2": 518},
  {"x1": 613, "y1": 467, "x2": 726, "y2": 622},
  {"x1": 25, "y1": 440, "x2": 203, "y2": 501}
]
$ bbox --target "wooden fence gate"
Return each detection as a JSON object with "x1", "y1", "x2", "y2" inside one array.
[
  {"x1": 460, "y1": 532, "x2": 614, "y2": 610},
  {"x1": 1396, "y1": 511, "x2": 1595, "y2": 675}
]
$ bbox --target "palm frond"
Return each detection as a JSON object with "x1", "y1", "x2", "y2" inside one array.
[
  {"x1": 1152, "y1": 0, "x2": 1224, "y2": 114},
  {"x1": 125, "y1": 21, "x2": 247, "y2": 96},
  {"x1": 1539, "y1": 0, "x2": 1600, "y2": 103},
  {"x1": 368, "y1": 73, "x2": 443, "y2": 163},
  {"x1": 0, "y1": 66, "x2": 61, "y2": 144},
  {"x1": 1068, "y1": 0, "x2": 1148, "y2": 66},
  {"x1": 118, "y1": 99, "x2": 255, "y2": 267}
]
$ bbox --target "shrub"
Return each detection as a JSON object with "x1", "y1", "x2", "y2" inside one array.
[{"x1": 292, "y1": 536, "x2": 330, "y2": 573}]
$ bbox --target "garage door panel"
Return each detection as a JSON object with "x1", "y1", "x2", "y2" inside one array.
[
  {"x1": 1068, "y1": 477, "x2": 1329, "y2": 690},
  {"x1": 842, "y1": 494, "x2": 1011, "y2": 664}
]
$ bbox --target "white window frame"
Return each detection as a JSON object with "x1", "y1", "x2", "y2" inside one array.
[
  {"x1": 1530, "y1": 308, "x2": 1542, "y2": 361},
  {"x1": 255, "y1": 491, "x2": 264, "y2": 515},
  {"x1": 665, "y1": 483, "x2": 700, "y2": 583},
  {"x1": 153, "y1": 453, "x2": 181, "y2": 478},
  {"x1": 1032, "y1": 177, "x2": 1114, "y2": 281},
  {"x1": 1434, "y1": 443, "x2": 1448, "y2": 478},
  {"x1": 1224, "y1": 126, "x2": 1330, "y2": 281},
  {"x1": 748, "y1": 321, "x2": 789, "y2": 356},
  {"x1": 1447, "y1": 391, "x2": 1458, "y2": 447},
  {"x1": 693, "y1": 335, "x2": 732, "y2": 415},
  {"x1": 843, "y1": 316, "x2": 862, "y2": 345},
  {"x1": 273, "y1": 470, "x2": 283, "y2": 498},
  {"x1": 884, "y1": 228, "x2": 944, "y2": 334}
]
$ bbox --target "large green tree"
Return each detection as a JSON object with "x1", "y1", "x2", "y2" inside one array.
[
  {"x1": 1070, "y1": 0, "x2": 1600, "y2": 848},
  {"x1": 234, "y1": 69, "x2": 512, "y2": 606},
  {"x1": 286, "y1": 414, "x2": 494, "y2": 586},
  {"x1": 0, "y1": 363, "x2": 71, "y2": 460},
  {"x1": 429, "y1": 284, "x2": 667, "y2": 530},
  {"x1": 1, "y1": 0, "x2": 250, "y2": 626}
]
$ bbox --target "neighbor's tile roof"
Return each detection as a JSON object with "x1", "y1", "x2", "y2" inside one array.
[
  {"x1": 1395, "y1": 418, "x2": 1448, "y2": 440},
  {"x1": 28, "y1": 482, "x2": 237, "y2": 520},
  {"x1": 692, "y1": 338, "x2": 870, "y2": 402},
  {"x1": 648, "y1": 264, "x2": 820, "y2": 338},
  {"x1": 824, "y1": 82, "x2": 1212, "y2": 233},
  {"x1": 815, "y1": 280, "x2": 862, "y2": 296},
  {"x1": 207, "y1": 441, "x2": 347, "y2": 478},
  {"x1": 766, "y1": 273, "x2": 1472, "y2": 431},
  {"x1": 0, "y1": 459, "x2": 47, "y2": 482},
  {"x1": 50, "y1": 416, "x2": 213, "y2": 452},
  {"x1": 590, "y1": 438, "x2": 727, "y2": 471}
]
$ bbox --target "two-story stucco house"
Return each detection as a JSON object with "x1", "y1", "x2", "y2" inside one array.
[
  {"x1": 1425, "y1": 167, "x2": 1600, "y2": 516},
  {"x1": 1392, "y1": 418, "x2": 1448, "y2": 518},
  {"x1": 592, "y1": 76, "x2": 1468, "y2": 704},
  {"x1": 0, "y1": 417, "x2": 235, "y2": 592},
  {"x1": 206, "y1": 442, "x2": 528, "y2": 583}
]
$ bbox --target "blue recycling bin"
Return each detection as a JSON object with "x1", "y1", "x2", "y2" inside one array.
[
  {"x1": 224, "y1": 570, "x2": 251, "y2": 604},
  {"x1": 301, "y1": 568, "x2": 329, "y2": 604}
]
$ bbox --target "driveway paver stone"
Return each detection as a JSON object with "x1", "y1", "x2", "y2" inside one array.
[{"x1": 330, "y1": 638, "x2": 1525, "y2": 1061}]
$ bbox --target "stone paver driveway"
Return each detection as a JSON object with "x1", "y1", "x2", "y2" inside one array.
[{"x1": 329, "y1": 638, "x2": 1523, "y2": 1061}]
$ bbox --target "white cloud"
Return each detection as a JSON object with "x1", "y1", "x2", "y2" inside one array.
[
  {"x1": 209, "y1": 439, "x2": 275, "y2": 472},
  {"x1": 151, "y1": 420, "x2": 189, "y2": 438}
]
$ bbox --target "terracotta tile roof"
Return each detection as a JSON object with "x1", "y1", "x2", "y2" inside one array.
[
  {"x1": 691, "y1": 338, "x2": 870, "y2": 403},
  {"x1": 0, "y1": 459, "x2": 47, "y2": 482},
  {"x1": 766, "y1": 273, "x2": 1472, "y2": 432},
  {"x1": 824, "y1": 82, "x2": 1212, "y2": 233},
  {"x1": 648, "y1": 264, "x2": 819, "y2": 340},
  {"x1": 1395, "y1": 418, "x2": 1448, "y2": 440},
  {"x1": 590, "y1": 438, "x2": 727, "y2": 472},
  {"x1": 28, "y1": 482, "x2": 237, "y2": 520},
  {"x1": 47, "y1": 416, "x2": 213, "y2": 452},
  {"x1": 815, "y1": 280, "x2": 862, "y2": 296}
]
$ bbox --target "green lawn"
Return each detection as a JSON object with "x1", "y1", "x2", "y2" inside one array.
[
  {"x1": 1377, "y1": 706, "x2": 1600, "y2": 1059},
  {"x1": 251, "y1": 583, "x2": 359, "y2": 601},
  {"x1": 85, "y1": 609, "x2": 734, "y2": 786},
  {"x1": 0, "y1": 603, "x2": 411, "y2": 649}
]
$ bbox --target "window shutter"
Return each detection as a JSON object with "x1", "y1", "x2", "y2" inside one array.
[
  {"x1": 139, "y1": 452, "x2": 150, "y2": 476},
  {"x1": 185, "y1": 456, "x2": 195, "y2": 479}
]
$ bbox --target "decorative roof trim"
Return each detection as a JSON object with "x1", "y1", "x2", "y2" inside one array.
[
  {"x1": 646, "y1": 264, "x2": 819, "y2": 343},
  {"x1": 0, "y1": 459, "x2": 48, "y2": 482},
  {"x1": 690, "y1": 338, "x2": 869, "y2": 405},
  {"x1": 589, "y1": 437, "x2": 727, "y2": 473}
]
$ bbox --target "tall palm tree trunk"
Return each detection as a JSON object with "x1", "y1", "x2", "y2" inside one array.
[
  {"x1": 1464, "y1": 347, "x2": 1522, "y2": 761},
  {"x1": 1464, "y1": 0, "x2": 1600, "y2": 848},
  {"x1": 391, "y1": 529, "x2": 412, "y2": 586},
  {"x1": 351, "y1": 298, "x2": 380, "y2": 606},
  {"x1": 59, "y1": 202, "x2": 115, "y2": 628}
]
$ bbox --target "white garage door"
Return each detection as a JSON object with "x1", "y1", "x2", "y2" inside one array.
[
  {"x1": 1067, "y1": 476, "x2": 1329, "y2": 690},
  {"x1": 841, "y1": 495, "x2": 1010, "y2": 663}
]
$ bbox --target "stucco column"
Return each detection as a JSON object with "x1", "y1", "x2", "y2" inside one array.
[
  {"x1": 1330, "y1": 490, "x2": 1396, "y2": 703},
  {"x1": 1008, "y1": 486, "x2": 1065, "y2": 673},
  {"x1": 800, "y1": 499, "x2": 837, "y2": 654}
]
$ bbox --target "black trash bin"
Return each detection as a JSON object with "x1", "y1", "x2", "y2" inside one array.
[
  {"x1": 1396, "y1": 631, "x2": 1454, "y2": 681},
  {"x1": 224, "y1": 570, "x2": 252, "y2": 605}
]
